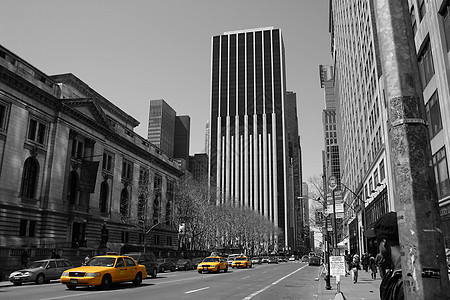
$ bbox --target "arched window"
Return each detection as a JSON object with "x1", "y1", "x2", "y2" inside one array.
[
  {"x1": 20, "y1": 157, "x2": 39, "y2": 198},
  {"x1": 120, "y1": 188, "x2": 129, "y2": 217},
  {"x1": 99, "y1": 181, "x2": 109, "y2": 213},
  {"x1": 68, "y1": 171, "x2": 79, "y2": 205}
]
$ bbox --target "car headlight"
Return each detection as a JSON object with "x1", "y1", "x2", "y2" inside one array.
[
  {"x1": 86, "y1": 272, "x2": 101, "y2": 277},
  {"x1": 23, "y1": 272, "x2": 31, "y2": 276},
  {"x1": 62, "y1": 271, "x2": 69, "y2": 276}
]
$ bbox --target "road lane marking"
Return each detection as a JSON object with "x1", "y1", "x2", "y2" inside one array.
[
  {"x1": 242, "y1": 265, "x2": 307, "y2": 300},
  {"x1": 185, "y1": 286, "x2": 210, "y2": 294},
  {"x1": 242, "y1": 276, "x2": 251, "y2": 279}
]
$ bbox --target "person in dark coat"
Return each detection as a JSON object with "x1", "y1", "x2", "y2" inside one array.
[
  {"x1": 369, "y1": 255, "x2": 377, "y2": 279},
  {"x1": 365, "y1": 212, "x2": 403, "y2": 300},
  {"x1": 361, "y1": 253, "x2": 369, "y2": 272},
  {"x1": 20, "y1": 250, "x2": 29, "y2": 268}
]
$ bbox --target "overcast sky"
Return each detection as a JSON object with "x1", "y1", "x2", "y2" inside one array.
[{"x1": 1, "y1": 0, "x2": 331, "y2": 181}]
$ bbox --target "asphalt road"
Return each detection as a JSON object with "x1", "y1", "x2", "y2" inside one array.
[{"x1": 0, "y1": 261, "x2": 324, "y2": 300}]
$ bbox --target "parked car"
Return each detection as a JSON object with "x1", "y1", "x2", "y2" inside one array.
[
  {"x1": 123, "y1": 252, "x2": 158, "y2": 278},
  {"x1": 9, "y1": 259, "x2": 73, "y2": 285},
  {"x1": 191, "y1": 257, "x2": 204, "y2": 269},
  {"x1": 197, "y1": 256, "x2": 228, "y2": 273},
  {"x1": 261, "y1": 256, "x2": 270, "y2": 263},
  {"x1": 288, "y1": 255, "x2": 296, "y2": 261},
  {"x1": 60, "y1": 254, "x2": 146, "y2": 290},
  {"x1": 267, "y1": 256, "x2": 278, "y2": 264},
  {"x1": 157, "y1": 258, "x2": 176, "y2": 272},
  {"x1": 175, "y1": 258, "x2": 194, "y2": 271},
  {"x1": 309, "y1": 256, "x2": 321, "y2": 266},
  {"x1": 251, "y1": 257, "x2": 262, "y2": 265},
  {"x1": 231, "y1": 256, "x2": 252, "y2": 268},
  {"x1": 301, "y1": 255, "x2": 310, "y2": 262}
]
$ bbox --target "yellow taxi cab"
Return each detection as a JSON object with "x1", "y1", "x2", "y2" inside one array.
[
  {"x1": 231, "y1": 255, "x2": 252, "y2": 268},
  {"x1": 60, "y1": 253, "x2": 147, "y2": 290},
  {"x1": 197, "y1": 256, "x2": 228, "y2": 273}
]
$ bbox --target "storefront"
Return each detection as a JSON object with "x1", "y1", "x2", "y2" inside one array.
[
  {"x1": 364, "y1": 189, "x2": 388, "y2": 256},
  {"x1": 440, "y1": 202, "x2": 450, "y2": 248}
]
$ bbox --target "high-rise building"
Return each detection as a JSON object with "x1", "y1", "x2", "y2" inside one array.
[
  {"x1": 188, "y1": 153, "x2": 209, "y2": 182},
  {"x1": 208, "y1": 27, "x2": 296, "y2": 249},
  {"x1": 148, "y1": 99, "x2": 190, "y2": 163},
  {"x1": 174, "y1": 115, "x2": 190, "y2": 163},
  {"x1": 148, "y1": 99, "x2": 176, "y2": 157}
]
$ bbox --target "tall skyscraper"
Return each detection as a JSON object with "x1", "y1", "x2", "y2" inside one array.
[
  {"x1": 148, "y1": 99, "x2": 190, "y2": 163},
  {"x1": 148, "y1": 99, "x2": 176, "y2": 156},
  {"x1": 208, "y1": 27, "x2": 295, "y2": 249}
]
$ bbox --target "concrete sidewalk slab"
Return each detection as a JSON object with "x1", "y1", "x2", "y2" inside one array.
[{"x1": 317, "y1": 267, "x2": 381, "y2": 300}]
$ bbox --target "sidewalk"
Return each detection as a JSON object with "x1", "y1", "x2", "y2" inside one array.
[{"x1": 316, "y1": 266, "x2": 381, "y2": 300}]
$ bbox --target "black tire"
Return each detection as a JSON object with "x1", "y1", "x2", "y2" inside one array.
[
  {"x1": 100, "y1": 274, "x2": 111, "y2": 290},
  {"x1": 249, "y1": 264, "x2": 252, "y2": 268},
  {"x1": 67, "y1": 285, "x2": 77, "y2": 290},
  {"x1": 216, "y1": 265, "x2": 221, "y2": 273},
  {"x1": 160, "y1": 266, "x2": 165, "y2": 273},
  {"x1": 13, "y1": 282, "x2": 22, "y2": 286},
  {"x1": 151, "y1": 268, "x2": 157, "y2": 278},
  {"x1": 198, "y1": 270, "x2": 202, "y2": 274},
  {"x1": 170, "y1": 266, "x2": 175, "y2": 272},
  {"x1": 35, "y1": 273, "x2": 45, "y2": 285},
  {"x1": 224, "y1": 266, "x2": 228, "y2": 273},
  {"x1": 133, "y1": 272, "x2": 142, "y2": 285}
]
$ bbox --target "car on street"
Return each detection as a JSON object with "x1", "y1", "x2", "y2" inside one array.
[
  {"x1": 261, "y1": 256, "x2": 270, "y2": 263},
  {"x1": 191, "y1": 257, "x2": 204, "y2": 269},
  {"x1": 197, "y1": 256, "x2": 228, "y2": 273},
  {"x1": 267, "y1": 256, "x2": 278, "y2": 264},
  {"x1": 123, "y1": 252, "x2": 158, "y2": 278},
  {"x1": 9, "y1": 258, "x2": 73, "y2": 285},
  {"x1": 308, "y1": 255, "x2": 322, "y2": 266},
  {"x1": 251, "y1": 257, "x2": 262, "y2": 265},
  {"x1": 301, "y1": 255, "x2": 310, "y2": 262},
  {"x1": 288, "y1": 255, "x2": 296, "y2": 261},
  {"x1": 157, "y1": 258, "x2": 176, "y2": 272},
  {"x1": 175, "y1": 258, "x2": 195, "y2": 271},
  {"x1": 60, "y1": 254, "x2": 147, "y2": 290},
  {"x1": 231, "y1": 256, "x2": 252, "y2": 268},
  {"x1": 227, "y1": 254, "x2": 241, "y2": 265}
]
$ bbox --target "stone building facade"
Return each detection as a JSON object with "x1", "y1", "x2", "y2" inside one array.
[{"x1": 0, "y1": 45, "x2": 183, "y2": 272}]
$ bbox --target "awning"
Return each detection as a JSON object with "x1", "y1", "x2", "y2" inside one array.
[{"x1": 337, "y1": 238, "x2": 348, "y2": 249}]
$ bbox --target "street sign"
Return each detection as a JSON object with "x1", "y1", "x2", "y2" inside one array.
[
  {"x1": 329, "y1": 175, "x2": 337, "y2": 191},
  {"x1": 330, "y1": 255, "x2": 346, "y2": 276}
]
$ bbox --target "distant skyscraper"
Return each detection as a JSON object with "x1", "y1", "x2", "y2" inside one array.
[
  {"x1": 174, "y1": 115, "x2": 190, "y2": 162},
  {"x1": 189, "y1": 153, "x2": 209, "y2": 182},
  {"x1": 148, "y1": 99, "x2": 190, "y2": 161},
  {"x1": 209, "y1": 27, "x2": 295, "y2": 249},
  {"x1": 204, "y1": 121, "x2": 210, "y2": 156}
]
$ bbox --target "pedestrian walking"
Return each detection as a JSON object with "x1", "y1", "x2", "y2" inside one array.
[
  {"x1": 20, "y1": 249, "x2": 29, "y2": 268},
  {"x1": 375, "y1": 251, "x2": 386, "y2": 278},
  {"x1": 361, "y1": 252, "x2": 369, "y2": 272},
  {"x1": 369, "y1": 255, "x2": 377, "y2": 279},
  {"x1": 345, "y1": 250, "x2": 352, "y2": 276},
  {"x1": 350, "y1": 254, "x2": 361, "y2": 283}
]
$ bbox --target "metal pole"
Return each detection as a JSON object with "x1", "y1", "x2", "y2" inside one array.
[
  {"x1": 325, "y1": 214, "x2": 331, "y2": 290},
  {"x1": 374, "y1": 1, "x2": 450, "y2": 298},
  {"x1": 332, "y1": 189, "x2": 337, "y2": 251}
]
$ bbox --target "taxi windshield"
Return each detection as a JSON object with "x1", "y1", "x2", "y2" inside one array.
[
  {"x1": 203, "y1": 257, "x2": 219, "y2": 262},
  {"x1": 86, "y1": 257, "x2": 116, "y2": 267},
  {"x1": 235, "y1": 257, "x2": 246, "y2": 260}
]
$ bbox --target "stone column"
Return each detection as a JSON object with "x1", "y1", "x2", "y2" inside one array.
[{"x1": 375, "y1": 1, "x2": 450, "y2": 298}]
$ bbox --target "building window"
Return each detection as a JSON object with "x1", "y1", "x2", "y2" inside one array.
[
  {"x1": 167, "y1": 236, "x2": 172, "y2": 246},
  {"x1": 154, "y1": 235, "x2": 160, "y2": 245},
  {"x1": 442, "y1": 3, "x2": 450, "y2": 52},
  {"x1": 19, "y1": 219, "x2": 36, "y2": 237},
  {"x1": 379, "y1": 160, "x2": 385, "y2": 182},
  {"x1": 153, "y1": 175, "x2": 162, "y2": 224},
  {"x1": 121, "y1": 231, "x2": 129, "y2": 243},
  {"x1": 426, "y1": 91, "x2": 443, "y2": 138},
  {"x1": 432, "y1": 147, "x2": 450, "y2": 199},
  {"x1": 120, "y1": 188, "x2": 129, "y2": 217},
  {"x1": 410, "y1": 6, "x2": 417, "y2": 35},
  {"x1": 122, "y1": 160, "x2": 133, "y2": 181},
  {"x1": 418, "y1": 40, "x2": 434, "y2": 88},
  {"x1": 102, "y1": 152, "x2": 113, "y2": 172},
  {"x1": 99, "y1": 181, "x2": 108, "y2": 213},
  {"x1": 418, "y1": 0, "x2": 426, "y2": 21},
  {"x1": 0, "y1": 101, "x2": 9, "y2": 132},
  {"x1": 71, "y1": 139, "x2": 84, "y2": 159},
  {"x1": 68, "y1": 170, "x2": 79, "y2": 205},
  {"x1": 166, "y1": 181, "x2": 174, "y2": 225},
  {"x1": 20, "y1": 157, "x2": 39, "y2": 198},
  {"x1": 27, "y1": 118, "x2": 47, "y2": 145}
]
